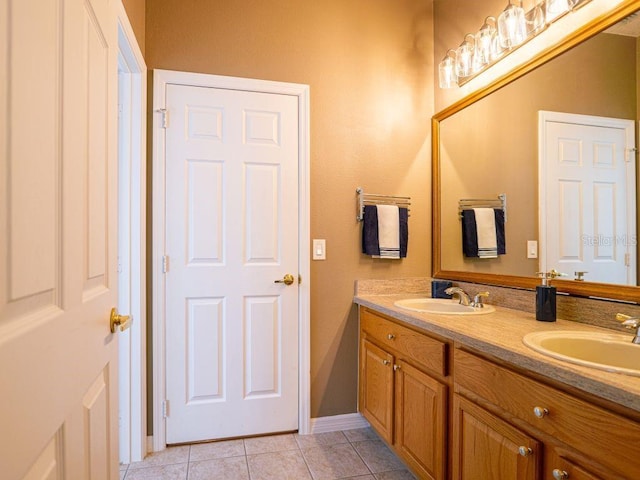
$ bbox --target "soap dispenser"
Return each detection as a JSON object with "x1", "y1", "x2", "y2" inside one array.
[{"x1": 535, "y1": 270, "x2": 560, "y2": 322}]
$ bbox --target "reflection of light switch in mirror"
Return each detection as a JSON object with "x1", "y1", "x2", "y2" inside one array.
[
  {"x1": 313, "y1": 239, "x2": 326, "y2": 260},
  {"x1": 527, "y1": 240, "x2": 538, "y2": 259}
]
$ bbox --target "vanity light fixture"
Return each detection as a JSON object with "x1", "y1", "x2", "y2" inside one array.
[
  {"x1": 545, "y1": 0, "x2": 578, "y2": 23},
  {"x1": 455, "y1": 34, "x2": 476, "y2": 78},
  {"x1": 498, "y1": 0, "x2": 527, "y2": 48},
  {"x1": 475, "y1": 17, "x2": 499, "y2": 67},
  {"x1": 439, "y1": 0, "x2": 591, "y2": 89},
  {"x1": 438, "y1": 50, "x2": 458, "y2": 89}
]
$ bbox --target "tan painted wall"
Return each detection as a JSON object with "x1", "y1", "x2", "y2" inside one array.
[
  {"x1": 145, "y1": 1, "x2": 434, "y2": 418},
  {"x1": 121, "y1": 0, "x2": 146, "y2": 55}
]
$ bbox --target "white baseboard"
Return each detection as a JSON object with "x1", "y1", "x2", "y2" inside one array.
[
  {"x1": 147, "y1": 436, "x2": 155, "y2": 453},
  {"x1": 308, "y1": 413, "x2": 370, "y2": 434}
]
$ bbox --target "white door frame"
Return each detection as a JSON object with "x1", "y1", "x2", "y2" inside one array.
[
  {"x1": 151, "y1": 69, "x2": 311, "y2": 451},
  {"x1": 117, "y1": 1, "x2": 148, "y2": 464}
]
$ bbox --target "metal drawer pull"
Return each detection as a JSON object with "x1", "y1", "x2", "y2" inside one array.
[
  {"x1": 393, "y1": 364, "x2": 401, "y2": 371},
  {"x1": 552, "y1": 469, "x2": 569, "y2": 479},
  {"x1": 518, "y1": 446, "x2": 533, "y2": 457},
  {"x1": 382, "y1": 360, "x2": 391, "y2": 366},
  {"x1": 387, "y1": 333, "x2": 396, "y2": 340},
  {"x1": 533, "y1": 406, "x2": 549, "y2": 418}
]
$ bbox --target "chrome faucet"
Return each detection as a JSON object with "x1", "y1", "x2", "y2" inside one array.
[
  {"x1": 616, "y1": 313, "x2": 640, "y2": 344},
  {"x1": 445, "y1": 287, "x2": 471, "y2": 306}
]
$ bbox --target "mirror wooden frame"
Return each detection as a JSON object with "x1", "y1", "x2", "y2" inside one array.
[{"x1": 432, "y1": 0, "x2": 640, "y2": 302}]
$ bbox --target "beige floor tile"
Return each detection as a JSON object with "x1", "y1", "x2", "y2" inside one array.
[
  {"x1": 244, "y1": 433, "x2": 299, "y2": 455},
  {"x1": 343, "y1": 428, "x2": 380, "y2": 443},
  {"x1": 352, "y1": 441, "x2": 405, "y2": 474},
  {"x1": 127, "y1": 446, "x2": 190, "y2": 470},
  {"x1": 247, "y1": 450, "x2": 312, "y2": 480},
  {"x1": 188, "y1": 456, "x2": 249, "y2": 480},
  {"x1": 374, "y1": 470, "x2": 416, "y2": 480},
  {"x1": 294, "y1": 431, "x2": 348, "y2": 450},
  {"x1": 189, "y1": 439, "x2": 245, "y2": 461},
  {"x1": 123, "y1": 463, "x2": 187, "y2": 480},
  {"x1": 302, "y1": 443, "x2": 371, "y2": 480}
]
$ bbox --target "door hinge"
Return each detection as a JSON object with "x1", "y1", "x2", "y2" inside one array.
[
  {"x1": 626, "y1": 147, "x2": 637, "y2": 162},
  {"x1": 625, "y1": 252, "x2": 631, "y2": 267},
  {"x1": 157, "y1": 108, "x2": 169, "y2": 128},
  {"x1": 162, "y1": 255, "x2": 170, "y2": 273},
  {"x1": 162, "y1": 400, "x2": 170, "y2": 418}
]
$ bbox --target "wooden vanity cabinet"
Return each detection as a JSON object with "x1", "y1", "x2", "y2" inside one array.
[
  {"x1": 454, "y1": 348, "x2": 640, "y2": 480},
  {"x1": 359, "y1": 308, "x2": 448, "y2": 480}
]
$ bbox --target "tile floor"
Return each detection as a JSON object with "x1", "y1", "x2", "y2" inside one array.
[{"x1": 120, "y1": 428, "x2": 416, "y2": 480}]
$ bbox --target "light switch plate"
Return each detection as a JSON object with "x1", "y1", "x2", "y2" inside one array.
[
  {"x1": 313, "y1": 239, "x2": 326, "y2": 260},
  {"x1": 527, "y1": 240, "x2": 538, "y2": 259}
]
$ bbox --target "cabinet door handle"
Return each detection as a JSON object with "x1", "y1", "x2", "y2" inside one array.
[
  {"x1": 552, "y1": 469, "x2": 569, "y2": 480},
  {"x1": 533, "y1": 406, "x2": 549, "y2": 418},
  {"x1": 393, "y1": 364, "x2": 401, "y2": 371},
  {"x1": 518, "y1": 446, "x2": 533, "y2": 457},
  {"x1": 387, "y1": 333, "x2": 396, "y2": 340},
  {"x1": 382, "y1": 360, "x2": 391, "y2": 366}
]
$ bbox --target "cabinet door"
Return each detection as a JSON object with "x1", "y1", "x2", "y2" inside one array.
[
  {"x1": 453, "y1": 394, "x2": 540, "y2": 480},
  {"x1": 359, "y1": 338, "x2": 394, "y2": 443},
  {"x1": 395, "y1": 360, "x2": 447, "y2": 480}
]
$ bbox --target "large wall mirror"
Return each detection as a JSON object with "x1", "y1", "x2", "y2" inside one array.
[{"x1": 433, "y1": 0, "x2": 640, "y2": 302}]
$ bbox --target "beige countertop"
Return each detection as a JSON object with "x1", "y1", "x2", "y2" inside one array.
[{"x1": 355, "y1": 293, "x2": 640, "y2": 414}]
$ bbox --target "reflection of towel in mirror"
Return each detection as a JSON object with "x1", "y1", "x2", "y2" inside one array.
[
  {"x1": 362, "y1": 205, "x2": 408, "y2": 258},
  {"x1": 461, "y1": 208, "x2": 505, "y2": 258}
]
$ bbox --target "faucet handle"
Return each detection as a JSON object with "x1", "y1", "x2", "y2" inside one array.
[
  {"x1": 574, "y1": 271, "x2": 588, "y2": 281},
  {"x1": 616, "y1": 313, "x2": 640, "y2": 328},
  {"x1": 472, "y1": 292, "x2": 490, "y2": 308}
]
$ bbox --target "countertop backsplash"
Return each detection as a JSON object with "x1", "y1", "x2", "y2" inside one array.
[{"x1": 355, "y1": 277, "x2": 640, "y2": 333}]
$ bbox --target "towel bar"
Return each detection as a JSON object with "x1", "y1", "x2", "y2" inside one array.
[
  {"x1": 458, "y1": 193, "x2": 507, "y2": 222},
  {"x1": 356, "y1": 187, "x2": 411, "y2": 221}
]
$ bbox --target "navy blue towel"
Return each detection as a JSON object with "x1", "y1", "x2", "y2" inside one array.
[
  {"x1": 362, "y1": 205, "x2": 408, "y2": 257},
  {"x1": 461, "y1": 209, "x2": 505, "y2": 258}
]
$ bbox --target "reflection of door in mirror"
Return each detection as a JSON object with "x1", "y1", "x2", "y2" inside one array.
[{"x1": 539, "y1": 111, "x2": 637, "y2": 285}]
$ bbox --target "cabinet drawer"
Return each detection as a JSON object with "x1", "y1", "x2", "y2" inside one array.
[
  {"x1": 361, "y1": 309, "x2": 447, "y2": 376},
  {"x1": 454, "y1": 348, "x2": 640, "y2": 477}
]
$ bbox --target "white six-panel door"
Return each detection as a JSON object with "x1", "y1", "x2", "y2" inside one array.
[
  {"x1": 0, "y1": 0, "x2": 119, "y2": 478},
  {"x1": 539, "y1": 111, "x2": 636, "y2": 285},
  {"x1": 163, "y1": 83, "x2": 300, "y2": 444}
]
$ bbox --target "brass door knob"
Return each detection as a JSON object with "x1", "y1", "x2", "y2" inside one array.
[
  {"x1": 274, "y1": 274, "x2": 295, "y2": 286},
  {"x1": 110, "y1": 308, "x2": 132, "y2": 333}
]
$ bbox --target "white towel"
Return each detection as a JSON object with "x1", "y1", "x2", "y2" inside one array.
[
  {"x1": 376, "y1": 205, "x2": 400, "y2": 259},
  {"x1": 474, "y1": 208, "x2": 498, "y2": 258}
]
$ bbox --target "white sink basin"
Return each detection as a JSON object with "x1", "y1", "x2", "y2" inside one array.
[
  {"x1": 523, "y1": 330, "x2": 640, "y2": 376},
  {"x1": 393, "y1": 298, "x2": 495, "y2": 315}
]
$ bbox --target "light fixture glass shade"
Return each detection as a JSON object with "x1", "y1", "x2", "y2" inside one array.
[
  {"x1": 438, "y1": 52, "x2": 457, "y2": 88},
  {"x1": 545, "y1": 0, "x2": 577, "y2": 23},
  {"x1": 526, "y1": 2, "x2": 545, "y2": 34},
  {"x1": 455, "y1": 34, "x2": 475, "y2": 78},
  {"x1": 475, "y1": 17, "x2": 497, "y2": 67},
  {"x1": 498, "y1": 1, "x2": 527, "y2": 49}
]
